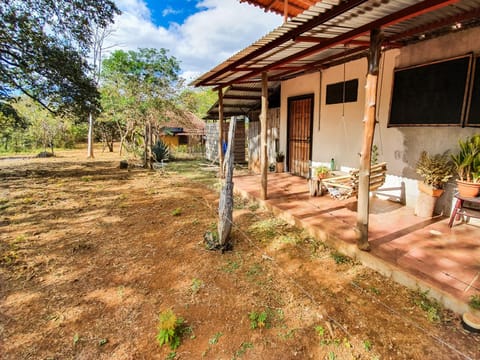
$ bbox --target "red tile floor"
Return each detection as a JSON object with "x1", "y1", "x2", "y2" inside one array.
[{"x1": 233, "y1": 172, "x2": 480, "y2": 314}]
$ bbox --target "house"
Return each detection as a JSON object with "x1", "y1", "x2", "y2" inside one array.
[
  {"x1": 159, "y1": 111, "x2": 206, "y2": 151},
  {"x1": 192, "y1": 0, "x2": 480, "y2": 247}
]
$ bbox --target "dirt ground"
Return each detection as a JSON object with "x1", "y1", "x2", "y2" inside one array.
[{"x1": 0, "y1": 147, "x2": 479, "y2": 360}]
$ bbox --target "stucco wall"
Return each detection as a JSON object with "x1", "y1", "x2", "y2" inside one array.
[{"x1": 280, "y1": 26, "x2": 480, "y2": 211}]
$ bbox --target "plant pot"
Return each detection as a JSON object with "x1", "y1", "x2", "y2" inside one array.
[
  {"x1": 418, "y1": 181, "x2": 444, "y2": 197},
  {"x1": 276, "y1": 162, "x2": 284, "y2": 173},
  {"x1": 456, "y1": 180, "x2": 480, "y2": 198},
  {"x1": 415, "y1": 191, "x2": 438, "y2": 218}
]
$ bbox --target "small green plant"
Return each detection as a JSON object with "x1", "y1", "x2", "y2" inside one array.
[
  {"x1": 166, "y1": 352, "x2": 176, "y2": 360},
  {"x1": 369, "y1": 287, "x2": 380, "y2": 295},
  {"x1": 221, "y1": 259, "x2": 240, "y2": 273},
  {"x1": 328, "y1": 351, "x2": 336, "y2": 360},
  {"x1": 371, "y1": 144, "x2": 379, "y2": 165},
  {"x1": 416, "y1": 151, "x2": 453, "y2": 189},
  {"x1": 315, "y1": 166, "x2": 330, "y2": 179},
  {"x1": 156, "y1": 309, "x2": 185, "y2": 350},
  {"x1": 331, "y1": 251, "x2": 350, "y2": 265},
  {"x1": 98, "y1": 338, "x2": 108, "y2": 346},
  {"x1": 249, "y1": 310, "x2": 269, "y2": 329},
  {"x1": 171, "y1": 208, "x2": 182, "y2": 216},
  {"x1": 209, "y1": 332, "x2": 223, "y2": 345},
  {"x1": 469, "y1": 294, "x2": 480, "y2": 310},
  {"x1": 363, "y1": 339, "x2": 372, "y2": 351},
  {"x1": 314, "y1": 325, "x2": 325, "y2": 337},
  {"x1": 233, "y1": 342, "x2": 253, "y2": 359},
  {"x1": 81, "y1": 175, "x2": 92, "y2": 182},
  {"x1": 190, "y1": 278, "x2": 203, "y2": 295},
  {"x1": 412, "y1": 290, "x2": 441, "y2": 322},
  {"x1": 73, "y1": 333, "x2": 80, "y2": 346}
]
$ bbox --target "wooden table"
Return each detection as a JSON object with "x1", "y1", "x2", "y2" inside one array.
[{"x1": 448, "y1": 194, "x2": 480, "y2": 228}]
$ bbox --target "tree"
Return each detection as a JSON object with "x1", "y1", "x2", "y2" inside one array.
[
  {"x1": 0, "y1": 0, "x2": 119, "y2": 118},
  {"x1": 101, "y1": 48, "x2": 181, "y2": 167}
]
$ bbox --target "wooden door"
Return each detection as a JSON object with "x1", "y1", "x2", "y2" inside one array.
[{"x1": 287, "y1": 95, "x2": 313, "y2": 178}]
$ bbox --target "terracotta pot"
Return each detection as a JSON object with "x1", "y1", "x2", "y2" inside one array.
[
  {"x1": 418, "y1": 181, "x2": 444, "y2": 197},
  {"x1": 456, "y1": 180, "x2": 480, "y2": 198},
  {"x1": 276, "y1": 162, "x2": 284, "y2": 173}
]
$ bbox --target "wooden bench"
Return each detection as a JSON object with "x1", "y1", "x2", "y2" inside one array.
[{"x1": 322, "y1": 162, "x2": 387, "y2": 199}]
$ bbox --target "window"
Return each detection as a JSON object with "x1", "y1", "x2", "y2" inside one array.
[
  {"x1": 325, "y1": 79, "x2": 358, "y2": 105},
  {"x1": 388, "y1": 55, "x2": 473, "y2": 127}
]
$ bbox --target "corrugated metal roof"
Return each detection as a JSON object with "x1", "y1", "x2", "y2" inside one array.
[
  {"x1": 192, "y1": 0, "x2": 480, "y2": 87},
  {"x1": 239, "y1": 0, "x2": 334, "y2": 18}
]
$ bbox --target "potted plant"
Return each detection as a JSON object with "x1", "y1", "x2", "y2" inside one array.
[
  {"x1": 451, "y1": 134, "x2": 480, "y2": 197},
  {"x1": 275, "y1": 151, "x2": 285, "y2": 173},
  {"x1": 315, "y1": 166, "x2": 330, "y2": 179},
  {"x1": 415, "y1": 151, "x2": 453, "y2": 217}
]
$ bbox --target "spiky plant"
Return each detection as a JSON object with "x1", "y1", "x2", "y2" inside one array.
[
  {"x1": 416, "y1": 151, "x2": 453, "y2": 189},
  {"x1": 151, "y1": 139, "x2": 170, "y2": 162}
]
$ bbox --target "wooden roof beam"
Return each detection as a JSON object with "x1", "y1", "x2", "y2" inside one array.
[
  {"x1": 215, "y1": 0, "x2": 459, "y2": 87},
  {"x1": 223, "y1": 94, "x2": 261, "y2": 100},
  {"x1": 197, "y1": 0, "x2": 369, "y2": 86},
  {"x1": 228, "y1": 86, "x2": 262, "y2": 93}
]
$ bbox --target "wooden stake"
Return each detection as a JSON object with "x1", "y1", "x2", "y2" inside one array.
[
  {"x1": 284, "y1": 0, "x2": 289, "y2": 23},
  {"x1": 260, "y1": 72, "x2": 269, "y2": 200},
  {"x1": 218, "y1": 88, "x2": 225, "y2": 178},
  {"x1": 356, "y1": 29, "x2": 383, "y2": 251}
]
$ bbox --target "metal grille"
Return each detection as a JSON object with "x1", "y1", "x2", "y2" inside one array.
[{"x1": 287, "y1": 95, "x2": 313, "y2": 177}]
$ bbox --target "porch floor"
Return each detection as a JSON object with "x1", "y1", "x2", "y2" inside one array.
[{"x1": 233, "y1": 172, "x2": 480, "y2": 314}]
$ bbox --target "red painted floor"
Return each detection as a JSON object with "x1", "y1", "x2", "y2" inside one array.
[{"x1": 234, "y1": 172, "x2": 480, "y2": 313}]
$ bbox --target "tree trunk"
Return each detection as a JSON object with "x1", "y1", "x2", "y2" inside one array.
[
  {"x1": 218, "y1": 117, "x2": 236, "y2": 247},
  {"x1": 87, "y1": 112, "x2": 94, "y2": 158},
  {"x1": 356, "y1": 29, "x2": 383, "y2": 251},
  {"x1": 260, "y1": 72, "x2": 268, "y2": 200}
]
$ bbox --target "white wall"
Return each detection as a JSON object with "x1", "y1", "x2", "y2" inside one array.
[{"x1": 280, "y1": 26, "x2": 480, "y2": 211}]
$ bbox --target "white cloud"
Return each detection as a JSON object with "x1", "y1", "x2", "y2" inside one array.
[
  {"x1": 162, "y1": 6, "x2": 180, "y2": 17},
  {"x1": 107, "y1": 0, "x2": 282, "y2": 81}
]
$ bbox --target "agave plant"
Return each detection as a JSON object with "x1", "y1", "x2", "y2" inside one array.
[
  {"x1": 416, "y1": 151, "x2": 453, "y2": 189},
  {"x1": 451, "y1": 134, "x2": 480, "y2": 183},
  {"x1": 151, "y1": 139, "x2": 170, "y2": 162}
]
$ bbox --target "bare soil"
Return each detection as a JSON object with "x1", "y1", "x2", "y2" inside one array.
[{"x1": 0, "y1": 148, "x2": 479, "y2": 360}]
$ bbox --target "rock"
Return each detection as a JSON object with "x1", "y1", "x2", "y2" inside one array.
[
  {"x1": 119, "y1": 160, "x2": 128, "y2": 169},
  {"x1": 37, "y1": 151, "x2": 54, "y2": 158}
]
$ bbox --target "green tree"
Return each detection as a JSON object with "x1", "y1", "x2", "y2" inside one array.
[
  {"x1": 101, "y1": 48, "x2": 181, "y2": 167},
  {"x1": 177, "y1": 87, "x2": 217, "y2": 119},
  {"x1": 0, "y1": 0, "x2": 119, "y2": 118}
]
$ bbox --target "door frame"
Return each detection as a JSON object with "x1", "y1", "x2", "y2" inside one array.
[{"x1": 286, "y1": 93, "x2": 314, "y2": 176}]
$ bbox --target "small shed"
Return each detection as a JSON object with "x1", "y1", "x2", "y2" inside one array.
[{"x1": 160, "y1": 111, "x2": 206, "y2": 150}]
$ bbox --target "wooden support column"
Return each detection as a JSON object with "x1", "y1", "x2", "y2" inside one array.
[
  {"x1": 356, "y1": 28, "x2": 383, "y2": 251},
  {"x1": 260, "y1": 72, "x2": 268, "y2": 200},
  {"x1": 218, "y1": 88, "x2": 225, "y2": 178},
  {"x1": 283, "y1": 0, "x2": 289, "y2": 23}
]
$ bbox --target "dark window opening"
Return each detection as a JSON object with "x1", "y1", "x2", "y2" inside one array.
[{"x1": 325, "y1": 79, "x2": 358, "y2": 105}]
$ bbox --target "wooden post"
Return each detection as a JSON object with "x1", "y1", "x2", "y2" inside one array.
[
  {"x1": 218, "y1": 88, "x2": 225, "y2": 178},
  {"x1": 283, "y1": 0, "x2": 289, "y2": 23},
  {"x1": 218, "y1": 117, "x2": 236, "y2": 247},
  {"x1": 356, "y1": 28, "x2": 383, "y2": 251},
  {"x1": 260, "y1": 72, "x2": 268, "y2": 200}
]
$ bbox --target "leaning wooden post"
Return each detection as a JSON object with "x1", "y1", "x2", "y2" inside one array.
[
  {"x1": 218, "y1": 88, "x2": 225, "y2": 178},
  {"x1": 218, "y1": 117, "x2": 236, "y2": 248},
  {"x1": 356, "y1": 28, "x2": 383, "y2": 251},
  {"x1": 260, "y1": 72, "x2": 268, "y2": 200},
  {"x1": 283, "y1": 0, "x2": 289, "y2": 23}
]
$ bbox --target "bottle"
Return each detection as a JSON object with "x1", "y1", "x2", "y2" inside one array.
[{"x1": 330, "y1": 158, "x2": 335, "y2": 171}]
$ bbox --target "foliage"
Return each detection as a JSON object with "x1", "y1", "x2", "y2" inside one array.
[
  {"x1": 469, "y1": 294, "x2": 480, "y2": 310},
  {"x1": 249, "y1": 310, "x2": 269, "y2": 329},
  {"x1": 451, "y1": 134, "x2": 480, "y2": 183},
  {"x1": 331, "y1": 251, "x2": 350, "y2": 264},
  {"x1": 156, "y1": 309, "x2": 185, "y2": 350},
  {"x1": 101, "y1": 48, "x2": 182, "y2": 164},
  {"x1": 177, "y1": 87, "x2": 217, "y2": 119},
  {"x1": 371, "y1": 144, "x2": 379, "y2": 165},
  {"x1": 416, "y1": 151, "x2": 453, "y2": 189},
  {"x1": 275, "y1": 151, "x2": 285, "y2": 162},
  {"x1": 152, "y1": 140, "x2": 170, "y2": 162},
  {"x1": 412, "y1": 290, "x2": 442, "y2": 322},
  {"x1": 0, "y1": 0, "x2": 119, "y2": 117},
  {"x1": 315, "y1": 166, "x2": 330, "y2": 178}
]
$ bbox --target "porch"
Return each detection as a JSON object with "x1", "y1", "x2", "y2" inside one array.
[{"x1": 233, "y1": 172, "x2": 480, "y2": 314}]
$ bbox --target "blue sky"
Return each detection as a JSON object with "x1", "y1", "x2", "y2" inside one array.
[
  {"x1": 108, "y1": 0, "x2": 281, "y2": 81},
  {"x1": 145, "y1": 0, "x2": 200, "y2": 27}
]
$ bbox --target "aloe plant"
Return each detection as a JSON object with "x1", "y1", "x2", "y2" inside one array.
[{"x1": 451, "y1": 134, "x2": 480, "y2": 183}]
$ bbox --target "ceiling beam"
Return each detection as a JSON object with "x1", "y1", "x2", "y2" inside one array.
[
  {"x1": 197, "y1": 0, "x2": 368, "y2": 86},
  {"x1": 223, "y1": 94, "x2": 261, "y2": 100},
  {"x1": 213, "y1": 0, "x2": 459, "y2": 86},
  {"x1": 228, "y1": 86, "x2": 262, "y2": 93}
]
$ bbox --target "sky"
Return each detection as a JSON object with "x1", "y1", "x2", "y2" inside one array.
[{"x1": 107, "y1": 0, "x2": 282, "y2": 82}]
